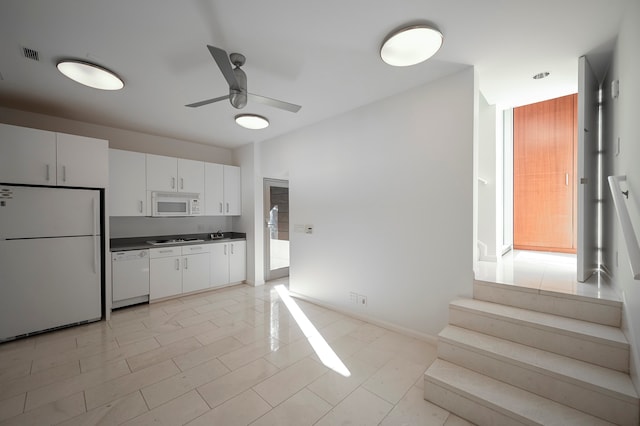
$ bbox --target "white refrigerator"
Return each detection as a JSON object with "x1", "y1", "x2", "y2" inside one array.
[{"x1": 0, "y1": 185, "x2": 102, "y2": 341}]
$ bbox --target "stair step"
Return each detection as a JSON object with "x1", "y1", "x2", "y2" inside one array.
[
  {"x1": 474, "y1": 280, "x2": 621, "y2": 327},
  {"x1": 438, "y1": 326, "x2": 638, "y2": 425},
  {"x1": 450, "y1": 298, "x2": 629, "y2": 372},
  {"x1": 424, "y1": 359, "x2": 615, "y2": 426}
]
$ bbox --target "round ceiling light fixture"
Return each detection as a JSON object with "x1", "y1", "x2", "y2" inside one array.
[
  {"x1": 533, "y1": 72, "x2": 550, "y2": 80},
  {"x1": 380, "y1": 24, "x2": 443, "y2": 67},
  {"x1": 57, "y1": 60, "x2": 124, "y2": 90},
  {"x1": 235, "y1": 114, "x2": 269, "y2": 130}
]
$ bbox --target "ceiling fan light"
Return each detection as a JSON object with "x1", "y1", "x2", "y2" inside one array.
[
  {"x1": 57, "y1": 60, "x2": 124, "y2": 90},
  {"x1": 380, "y1": 25, "x2": 443, "y2": 67},
  {"x1": 235, "y1": 114, "x2": 269, "y2": 130}
]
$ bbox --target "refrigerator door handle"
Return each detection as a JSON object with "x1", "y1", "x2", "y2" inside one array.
[
  {"x1": 92, "y1": 196, "x2": 98, "y2": 274},
  {"x1": 46, "y1": 164, "x2": 50, "y2": 182}
]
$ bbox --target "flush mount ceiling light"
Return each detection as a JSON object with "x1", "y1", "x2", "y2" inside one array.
[
  {"x1": 235, "y1": 114, "x2": 269, "y2": 130},
  {"x1": 380, "y1": 24, "x2": 443, "y2": 66},
  {"x1": 533, "y1": 72, "x2": 550, "y2": 80},
  {"x1": 57, "y1": 60, "x2": 124, "y2": 90}
]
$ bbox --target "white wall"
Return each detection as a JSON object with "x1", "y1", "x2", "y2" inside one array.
[
  {"x1": 240, "y1": 68, "x2": 475, "y2": 338},
  {"x1": 603, "y1": 0, "x2": 640, "y2": 390},
  {"x1": 232, "y1": 142, "x2": 265, "y2": 286},
  {"x1": 477, "y1": 92, "x2": 497, "y2": 261},
  {"x1": 109, "y1": 216, "x2": 232, "y2": 239},
  {"x1": 502, "y1": 109, "x2": 514, "y2": 252}
]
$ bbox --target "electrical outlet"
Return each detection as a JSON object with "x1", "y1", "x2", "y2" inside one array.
[
  {"x1": 357, "y1": 295, "x2": 367, "y2": 306},
  {"x1": 305, "y1": 224, "x2": 313, "y2": 234}
]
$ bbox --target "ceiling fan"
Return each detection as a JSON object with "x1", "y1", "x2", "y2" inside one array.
[{"x1": 186, "y1": 45, "x2": 301, "y2": 113}]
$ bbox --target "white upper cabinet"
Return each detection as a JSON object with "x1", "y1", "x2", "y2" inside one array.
[
  {"x1": 109, "y1": 149, "x2": 146, "y2": 216},
  {"x1": 146, "y1": 154, "x2": 177, "y2": 192},
  {"x1": 204, "y1": 162, "x2": 224, "y2": 215},
  {"x1": 56, "y1": 132, "x2": 108, "y2": 188},
  {"x1": 0, "y1": 123, "x2": 107, "y2": 188},
  {"x1": 177, "y1": 158, "x2": 205, "y2": 195},
  {"x1": 0, "y1": 123, "x2": 56, "y2": 185},
  {"x1": 204, "y1": 164, "x2": 241, "y2": 216},
  {"x1": 146, "y1": 154, "x2": 204, "y2": 195},
  {"x1": 224, "y1": 165, "x2": 242, "y2": 215}
]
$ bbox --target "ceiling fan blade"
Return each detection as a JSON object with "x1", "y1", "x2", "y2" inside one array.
[
  {"x1": 185, "y1": 94, "x2": 229, "y2": 108},
  {"x1": 248, "y1": 93, "x2": 302, "y2": 113},
  {"x1": 207, "y1": 45, "x2": 239, "y2": 89}
]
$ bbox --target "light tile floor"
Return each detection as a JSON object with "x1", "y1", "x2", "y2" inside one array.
[
  {"x1": 0, "y1": 278, "x2": 472, "y2": 426},
  {"x1": 476, "y1": 249, "x2": 620, "y2": 302}
]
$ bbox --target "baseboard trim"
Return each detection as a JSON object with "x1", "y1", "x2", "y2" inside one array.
[{"x1": 287, "y1": 291, "x2": 438, "y2": 345}]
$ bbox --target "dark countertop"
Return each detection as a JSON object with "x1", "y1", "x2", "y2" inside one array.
[{"x1": 110, "y1": 232, "x2": 246, "y2": 252}]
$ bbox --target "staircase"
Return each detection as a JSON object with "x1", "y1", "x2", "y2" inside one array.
[{"x1": 424, "y1": 279, "x2": 639, "y2": 426}]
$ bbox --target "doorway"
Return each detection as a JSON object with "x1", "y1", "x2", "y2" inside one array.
[
  {"x1": 264, "y1": 179, "x2": 289, "y2": 281},
  {"x1": 513, "y1": 94, "x2": 577, "y2": 254}
]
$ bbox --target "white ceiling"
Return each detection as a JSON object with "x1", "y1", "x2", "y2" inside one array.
[{"x1": 0, "y1": 0, "x2": 629, "y2": 149}]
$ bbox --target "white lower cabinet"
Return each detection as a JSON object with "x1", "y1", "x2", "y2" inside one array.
[
  {"x1": 229, "y1": 241, "x2": 247, "y2": 283},
  {"x1": 181, "y1": 246, "x2": 210, "y2": 293},
  {"x1": 211, "y1": 241, "x2": 246, "y2": 288},
  {"x1": 150, "y1": 245, "x2": 210, "y2": 300}
]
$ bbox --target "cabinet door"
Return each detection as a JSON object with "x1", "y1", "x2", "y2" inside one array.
[
  {"x1": 146, "y1": 154, "x2": 177, "y2": 192},
  {"x1": 210, "y1": 243, "x2": 230, "y2": 288},
  {"x1": 0, "y1": 123, "x2": 56, "y2": 185},
  {"x1": 223, "y1": 165, "x2": 241, "y2": 215},
  {"x1": 182, "y1": 252, "x2": 210, "y2": 293},
  {"x1": 109, "y1": 149, "x2": 146, "y2": 216},
  {"x1": 178, "y1": 158, "x2": 205, "y2": 195},
  {"x1": 56, "y1": 133, "x2": 108, "y2": 188},
  {"x1": 229, "y1": 241, "x2": 246, "y2": 283},
  {"x1": 150, "y1": 256, "x2": 182, "y2": 300},
  {"x1": 204, "y1": 163, "x2": 224, "y2": 216}
]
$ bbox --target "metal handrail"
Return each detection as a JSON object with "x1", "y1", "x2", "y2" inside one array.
[{"x1": 608, "y1": 175, "x2": 640, "y2": 280}]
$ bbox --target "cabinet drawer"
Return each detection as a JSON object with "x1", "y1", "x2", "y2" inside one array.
[
  {"x1": 181, "y1": 244, "x2": 210, "y2": 255},
  {"x1": 149, "y1": 247, "x2": 182, "y2": 258}
]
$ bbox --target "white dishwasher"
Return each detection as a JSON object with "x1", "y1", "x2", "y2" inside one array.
[{"x1": 111, "y1": 249, "x2": 150, "y2": 309}]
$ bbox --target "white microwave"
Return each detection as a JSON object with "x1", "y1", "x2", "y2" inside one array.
[{"x1": 151, "y1": 192, "x2": 201, "y2": 217}]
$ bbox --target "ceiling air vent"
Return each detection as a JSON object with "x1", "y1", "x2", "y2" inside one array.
[{"x1": 22, "y1": 47, "x2": 40, "y2": 61}]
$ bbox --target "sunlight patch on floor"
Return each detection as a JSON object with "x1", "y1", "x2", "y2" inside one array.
[{"x1": 274, "y1": 285, "x2": 351, "y2": 377}]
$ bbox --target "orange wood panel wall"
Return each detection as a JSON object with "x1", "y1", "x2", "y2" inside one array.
[{"x1": 513, "y1": 94, "x2": 577, "y2": 253}]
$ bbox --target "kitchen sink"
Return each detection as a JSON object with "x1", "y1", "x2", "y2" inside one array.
[{"x1": 146, "y1": 238, "x2": 204, "y2": 246}]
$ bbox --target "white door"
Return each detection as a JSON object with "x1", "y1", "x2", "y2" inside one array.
[
  {"x1": 147, "y1": 154, "x2": 178, "y2": 192},
  {"x1": 0, "y1": 237, "x2": 101, "y2": 341},
  {"x1": 577, "y1": 55, "x2": 599, "y2": 282},
  {"x1": 264, "y1": 179, "x2": 289, "y2": 280},
  {"x1": 0, "y1": 123, "x2": 56, "y2": 186},
  {"x1": 150, "y1": 256, "x2": 182, "y2": 300},
  {"x1": 229, "y1": 241, "x2": 246, "y2": 283},
  {"x1": 109, "y1": 149, "x2": 147, "y2": 216},
  {"x1": 223, "y1": 165, "x2": 242, "y2": 215},
  {"x1": 56, "y1": 133, "x2": 108, "y2": 188},
  {"x1": 178, "y1": 158, "x2": 205, "y2": 194},
  {"x1": 210, "y1": 243, "x2": 230, "y2": 287},
  {"x1": 204, "y1": 163, "x2": 224, "y2": 215}
]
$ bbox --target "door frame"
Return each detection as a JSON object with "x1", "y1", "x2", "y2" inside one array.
[{"x1": 263, "y1": 178, "x2": 289, "y2": 281}]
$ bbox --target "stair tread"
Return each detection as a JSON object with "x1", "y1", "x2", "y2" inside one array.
[
  {"x1": 439, "y1": 325, "x2": 638, "y2": 402},
  {"x1": 425, "y1": 359, "x2": 615, "y2": 426},
  {"x1": 474, "y1": 279, "x2": 622, "y2": 306},
  {"x1": 451, "y1": 298, "x2": 628, "y2": 347}
]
